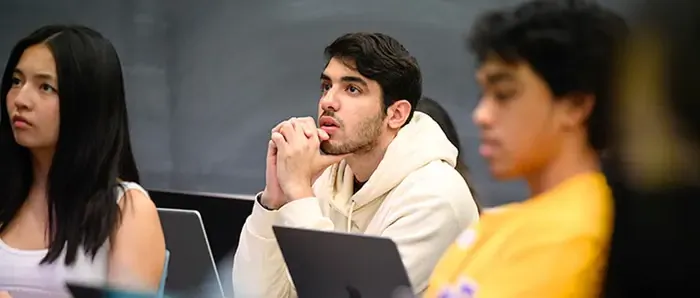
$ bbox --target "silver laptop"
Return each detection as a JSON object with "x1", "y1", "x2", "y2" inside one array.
[
  {"x1": 273, "y1": 226, "x2": 415, "y2": 298},
  {"x1": 157, "y1": 208, "x2": 225, "y2": 298}
]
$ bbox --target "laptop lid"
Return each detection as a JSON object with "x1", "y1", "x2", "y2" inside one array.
[
  {"x1": 273, "y1": 226, "x2": 414, "y2": 298},
  {"x1": 65, "y1": 283, "x2": 156, "y2": 298},
  {"x1": 157, "y1": 208, "x2": 225, "y2": 298}
]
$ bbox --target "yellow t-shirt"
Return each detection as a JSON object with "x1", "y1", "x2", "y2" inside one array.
[{"x1": 425, "y1": 172, "x2": 613, "y2": 298}]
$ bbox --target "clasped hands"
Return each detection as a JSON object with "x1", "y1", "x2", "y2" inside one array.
[{"x1": 260, "y1": 117, "x2": 348, "y2": 210}]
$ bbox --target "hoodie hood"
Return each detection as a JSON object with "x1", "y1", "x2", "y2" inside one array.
[{"x1": 318, "y1": 111, "x2": 458, "y2": 211}]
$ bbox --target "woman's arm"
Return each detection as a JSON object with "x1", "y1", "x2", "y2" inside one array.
[{"x1": 108, "y1": 189, "x2": 166, "y2": 291}]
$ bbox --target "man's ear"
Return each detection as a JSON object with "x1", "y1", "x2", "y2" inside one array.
[
  {"x1": 560, "y1": 93, "x2": 595, "y2": 129},
  {"x1": 386, "y1": 100, "x2": 412, "y2": 129}
]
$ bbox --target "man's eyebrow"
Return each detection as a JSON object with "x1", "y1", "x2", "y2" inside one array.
[
  {"x1": 321, "y1": 73, "x2": 368, "y2": 86},
  {"x1": 339, "y1": 76, "x2": 367, "y2": 87},
  {"x1": 485, "y1": 72, "x2": 515, "y2": 84}
]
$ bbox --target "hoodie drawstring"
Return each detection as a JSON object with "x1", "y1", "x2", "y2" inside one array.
[{"x1": 346, "y1": 200, "x2": 356, "y2": 232}]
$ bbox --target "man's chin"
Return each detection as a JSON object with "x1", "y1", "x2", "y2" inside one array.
[
  {"x1": 320, "y1": 142, "x2": 350, "y2": 156},
  {"x1": 488, "y1": 165, "x2": 519, "y2": 181},
  {"x1": 320, "y1": 148, "x2": 351, "y2": 156}
]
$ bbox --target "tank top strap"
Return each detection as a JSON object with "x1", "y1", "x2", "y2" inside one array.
[{"x1": 115, "y1": 182, "x2": 148, "y2": 204}]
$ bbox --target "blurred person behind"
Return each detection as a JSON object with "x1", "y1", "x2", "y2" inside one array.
[
  {"x1": 0, "y1": 25, "x2": 165, "y2": 297},
  {"x1": 416, "y1": 97, "x2": 481, "y2": 213},
  {"x1": 425, "y1": 0, "x2": 628, "y2": 297},
  {"x1": 602, "y1": 1, "x2": 700, "y2": 296}
]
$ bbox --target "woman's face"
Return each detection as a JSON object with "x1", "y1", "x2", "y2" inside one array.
[{"x1": 6, "y1": 44, "x2": 60, "y2": 150}]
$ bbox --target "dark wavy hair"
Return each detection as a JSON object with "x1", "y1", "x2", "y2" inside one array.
[
  {"x1": 0, "y1": 25, "x2": 139, "y2": 265},
  {"x1": 468, "y1": 0, "x2": 628, "y2": 152},
  {"x1": 324, "y1": 32, "x2": 422, "y2": 126},
  {"x1": 417, "y1": 97, "x2": 482, "y2": 213}
]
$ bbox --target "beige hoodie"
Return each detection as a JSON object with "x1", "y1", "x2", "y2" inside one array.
[{"x1": 232, "y1": 112, "x2": 479, "y2": 297}]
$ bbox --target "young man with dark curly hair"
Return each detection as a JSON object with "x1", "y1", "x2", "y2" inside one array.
[
  {"x1": 232, "y1": 32, "x2": 479, "y2": 298},
  {"x1": 425, "y1": 1, "x2": 628, "y2": 297}
]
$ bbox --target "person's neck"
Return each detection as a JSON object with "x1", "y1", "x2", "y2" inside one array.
[
  {"x1": 346, "y1": 132, "x2": 396, "y2": 183},
  {"x1": 526, "y1": 139, "x2": 600, "y2": 197},
  {"x1": 30, "y1": 148, "x2": 53, "y2": 193}
]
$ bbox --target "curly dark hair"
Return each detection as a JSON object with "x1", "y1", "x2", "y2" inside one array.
[
  {"x1": 468, "y1": 0, "x2": 628, "y2": 152},
  {"x1": 324, "y1": 32, "x2": 422, "y2": 126}
]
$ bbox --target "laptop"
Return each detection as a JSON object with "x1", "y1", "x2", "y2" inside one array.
[
  {"x1": 66, "y1": 282, "x2": 156, "y2": 298},
  {"x1": 273, "y1": 226, "x2": 415, "y2": 298},
  {"x1": 157, "y1": 208, "x2": 225, "y2": 298}
]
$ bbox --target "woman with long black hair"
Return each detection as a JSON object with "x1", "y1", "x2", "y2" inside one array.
[{"x1": 0, "y1": 25, "x2": 165, "y2": 296}]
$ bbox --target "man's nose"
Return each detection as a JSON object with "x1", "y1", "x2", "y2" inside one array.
[
  {"x1": 320, "y1": 89, "x2": 340, "y2": 112},
  {"x1": 472, "y1": 99, "x2": 493, "y2": 128}
]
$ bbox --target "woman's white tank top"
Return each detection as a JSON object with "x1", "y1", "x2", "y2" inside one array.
[{"x1": 0, "y1": 182, "x2": 147, "y2": 298}]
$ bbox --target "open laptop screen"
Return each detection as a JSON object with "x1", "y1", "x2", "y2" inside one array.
[{"x1": 273, "y1": 226, "x2": 414, "y2": 298}]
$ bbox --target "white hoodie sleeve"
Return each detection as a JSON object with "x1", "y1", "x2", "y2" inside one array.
[{"x1": 232, "y1": 194, "x2": 334, "y2": 298}]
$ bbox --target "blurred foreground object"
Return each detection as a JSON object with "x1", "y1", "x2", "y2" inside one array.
[{"x1": 603, "y1": 1, "x2": 700, "y2": 296}]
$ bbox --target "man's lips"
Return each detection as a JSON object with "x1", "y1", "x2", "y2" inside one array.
[{"x1": 319, "y1": 116, "x2": 339, "y2": 127}]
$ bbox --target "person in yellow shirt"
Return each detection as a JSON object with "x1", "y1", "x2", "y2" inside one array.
[{"x1": 425, "y1": 1, "x2": 629, "y2": 297}]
